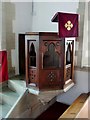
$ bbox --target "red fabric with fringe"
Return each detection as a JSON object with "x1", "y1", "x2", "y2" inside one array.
[{"x1": 0, "y1": 51, "x2": 8, "y2": 83}]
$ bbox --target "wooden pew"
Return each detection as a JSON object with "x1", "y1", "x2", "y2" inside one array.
[{"x1": 58, "y1": 93, "x2": 89, "y2": 119}]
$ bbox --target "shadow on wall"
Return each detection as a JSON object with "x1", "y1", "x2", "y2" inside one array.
[{"x1": 4, "y1": 2, "x2": 15, "y2": 75}]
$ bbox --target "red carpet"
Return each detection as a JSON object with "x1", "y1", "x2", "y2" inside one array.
[{"x1": 35, "y1": 102, "x2": 69, "y2": 120}]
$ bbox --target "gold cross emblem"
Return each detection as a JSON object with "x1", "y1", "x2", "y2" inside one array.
[{"x1": 65, "y1": 21, "x2": 73, "y2": 31}]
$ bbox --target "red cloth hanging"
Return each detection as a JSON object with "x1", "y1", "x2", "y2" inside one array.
[
  {"x1": 51, "y1": 12, "x2": 79, "y2": 37},
  {"x1": 0, "y1": 51, "x2": 8, "y2": 83}
]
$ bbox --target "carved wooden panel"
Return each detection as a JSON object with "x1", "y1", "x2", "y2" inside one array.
[
  {"x1": 65, "y1": 66, "x2": 71, "y2": 81},
  {"x1": 39, "y1": 70, "x2": 63, "y2": 89},
  {"x1": 25, "y1": 32, "x2": 75, "y2": 90},
  {"x1": 29, "y1": 68, "x2": 37, "y2": 85},
  {"x1": 42, "y1": 40, "x2": 62, "y2": 69}
]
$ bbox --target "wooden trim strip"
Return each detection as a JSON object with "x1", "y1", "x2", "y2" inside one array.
[{"x1": 58, "y1": 93, "x2": 89, "y2": 119}]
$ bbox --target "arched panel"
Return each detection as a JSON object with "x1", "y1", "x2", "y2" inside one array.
[
  {"x1": 43, "y1": 43, "x2": 60, "y2": 68},
  {"x1": 29, "y1": 43, "x2": 36, "y2": 67},
  {"x1": 66, "y1": 43, "x2": 72, "y2": 65}
]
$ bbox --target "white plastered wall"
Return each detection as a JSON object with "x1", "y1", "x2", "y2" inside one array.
[
  {"x1": 1, "y1": 2, "x2": 32, "y2": 74},
  {"x1": 0, "y1": 1, "x2": 2, "y2": 50},
  {"x1": 0, "y1": 2, "x2": 6, "y2": 50},
  {"x1": 32, "y1": 1, "x2": 79, "y2": 32},
  {"x1": 13, "y1": 2, "x2": 32, "y2": 74}
]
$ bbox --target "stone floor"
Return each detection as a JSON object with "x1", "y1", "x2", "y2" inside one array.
[
  {"x1": 0, "y1": 86, "x2": 20, "y2": 118},
  {"x1": 0, "y1": 75, "x2": 26, "y2": 119},
  {"x1": 0, "y1": 74, "x2": 74, "y2": 119}
]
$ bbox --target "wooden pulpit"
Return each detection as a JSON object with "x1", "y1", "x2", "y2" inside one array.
[{"x1": 25, "y1": 12, "x2": 79, "y2": 91}]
